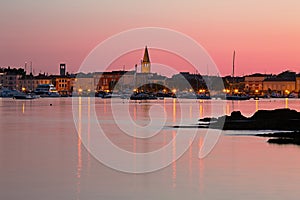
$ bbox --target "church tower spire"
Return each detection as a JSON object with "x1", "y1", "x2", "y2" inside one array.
[{"x1": 141, "y1": 46, "x2": 151, "y2": 73}]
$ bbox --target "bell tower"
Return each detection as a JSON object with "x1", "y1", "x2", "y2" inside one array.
[
  {"x1": 141, "y1": 46, "x2": 151, "y2": 73},
  {"x1": 60, "y1": 63, "x2": 66, "y2": 76}
]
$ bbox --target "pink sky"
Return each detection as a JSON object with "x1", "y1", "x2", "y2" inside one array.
[{"x1": 0, "y1": 0, "x2": 299, "y2": 76}]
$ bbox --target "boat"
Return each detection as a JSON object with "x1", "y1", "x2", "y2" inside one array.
[
  {"x1": 120, "y1": 93, "x2": 132, "y2": 99},
  {"x1": 130, "y1": 92, "x2": 157, "y2": 100},
  {"x1": 102, "y1": 93, "x2": 121, "y2": 98},
  {"x1": 13, "y1": 93, "x2": 39, "y2": 100},
  {"x1": 34, "y1": 84, "x2": 60, "y2": 97},
  {"x1": 196, "y1": 94, "x2": 211, "y2": 100},
  {"x1": 177, "y1": 92, "x2": 197, "y2": 99},
  {"x1": 226, "y1": 94, "x2": 250, "y2": 100},
  {"x1": 0, "y1": 88, "x2": 22, "y2": 98},
  {"x1": 46, "y1": 92, "x2": 60, "y2": 98}
]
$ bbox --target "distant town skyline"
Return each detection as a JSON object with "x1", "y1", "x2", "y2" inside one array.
[{"x1": 1, "y1": 0, "x2": 299, "y2": 76}]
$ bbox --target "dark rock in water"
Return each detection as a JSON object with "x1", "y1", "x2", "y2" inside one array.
[
  {"x1": 256, "y1": 131, "x2": 300, "y2": 138},
  {"x1": 199, "y1": 117, "x2": 217, "y2": 122},
  {"x1": 199, "y1": 108, "x2": 300, "y2": 131},
  {"x1": 230, "y1": 111, "x2": 248, "y2": 120},
  {"x1": 251, "y1": 109, "x2": 299, "y2": 120},
  {"x1": 256, "y1": 131, "x2": 300, "y2": 145},
  {"x1": 267, "y1": 137, "x2": 300, "y2": 145}
]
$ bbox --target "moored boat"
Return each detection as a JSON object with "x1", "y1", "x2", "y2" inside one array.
[
  {"x1": 34, "y1": 84, "x2": 60, "y2": 97},
  {"x1": 196, "y1": 94, "x2": 211, "y2": 99},
  {"x1": 226, "y1": 94, "x2": 250, "y2": 100},
  {"x1": 130, "y1": 92, "x2": 157, "y2": 100},
  {"x1": 13, "y1": 93, "x2": 39, "y2": 100}
]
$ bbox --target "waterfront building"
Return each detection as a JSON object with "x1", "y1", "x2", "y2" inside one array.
[
  {"x1": 167, "y1": 72, "x2": 206, "y2": 92},
  {"x1": 296, "y1": 74, "x2": 300, "y2": 94},
  {"x1": 96, "y1": 71, "x2": 127, "y2": 92},
  {"x1": 223, "y1": 75, "x2": 245, "y2": 93},
  {"x1": 1, "y1": 74, "x2": 22, "y2": 90},
  {"x1": 263, "y1": 71, "x2": 297, "y2": 95},
  {"x1": 263, "y1": 77, "x2": 296, "y2": 95},
  {"x1": 73, "y1": 73, "x2": 94, "y2": 95},
  {"x1": 18, "y1": 74, "x2": 52, "y2": 92},
  {"x1": 55, "y1": 76, "x2": 75, "y2": 96},
  {"x1": 244, "y1": 73, "x2": 272, "y2": 94},
  {"x1": 135, "y1": 72, "x2": 167, "y2": 92},
  {"x1": 0, "y1": 67, "x2": 25, "y2": 90},
  {"x1": 54, "y1": 64, "x2": 76, "y2": 96}
]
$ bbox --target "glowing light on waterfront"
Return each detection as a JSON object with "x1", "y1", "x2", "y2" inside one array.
[
  {"x1": 223, "y1": 89, "x2": 230, "y2": 93},
  {"x1": 285, "y1": 90, "x2": 290, "y2": 95}
]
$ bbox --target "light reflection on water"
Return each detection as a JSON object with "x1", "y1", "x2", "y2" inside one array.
[
  {"x1": 172, "y1": 130, "x2": 177, "y2": 188},
  {"x1": 0, "y1": 98, "x2": 300, "y2": 200},
  {"x1": 77, "y1": 97, "x2": 82, "y2": 199}
]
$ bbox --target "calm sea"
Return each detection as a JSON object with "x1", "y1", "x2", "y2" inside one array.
[{"x1": 0, "y1": 98, "x2": 299, "y2": 200}]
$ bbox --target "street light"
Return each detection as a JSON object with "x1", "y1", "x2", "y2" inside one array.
[{"x1": 285, "y1": 90, "x2": 290, "y2": 95}]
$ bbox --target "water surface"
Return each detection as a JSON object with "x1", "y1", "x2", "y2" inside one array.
[{"x1": 0, "y1": 98, "x2": 299, "y2": 200}]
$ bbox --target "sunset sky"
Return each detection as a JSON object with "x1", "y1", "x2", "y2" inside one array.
[{"x1": 1, "y1": 0, "x2": 299, "y2": 76}]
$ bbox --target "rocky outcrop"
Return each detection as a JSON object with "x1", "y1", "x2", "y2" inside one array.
[
  {"x1": 256, "y1": 131, "x2": 300, "y2": 145},
  {"x1": 199, "y1": 108, "x2": 300, "y2": 131}
]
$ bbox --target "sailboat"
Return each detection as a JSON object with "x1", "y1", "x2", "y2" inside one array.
[{"x1": 226, "y1": 51, "x2": 250, "y2": 100}]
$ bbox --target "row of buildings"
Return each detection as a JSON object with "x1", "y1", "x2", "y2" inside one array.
[
  {"x1": 1, "y1": 66, "x2": 299, "y2": 96},
  {"x1": 1, "y1": 47, "x2": 300, "y2": 96},
  {"x1": 243, "y1": 71, "x2": 300, "y2": 96}
]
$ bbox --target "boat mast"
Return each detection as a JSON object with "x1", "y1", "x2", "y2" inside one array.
[
  {"x1": 232, "y1": 50, "x2": 235, "y2": 78},
  {"x1": 232, "y1": 50, "x2": 235, "y2": 91},
  {"x1": 30, "y1": 61, "x2": 33, "y2": 92}
]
